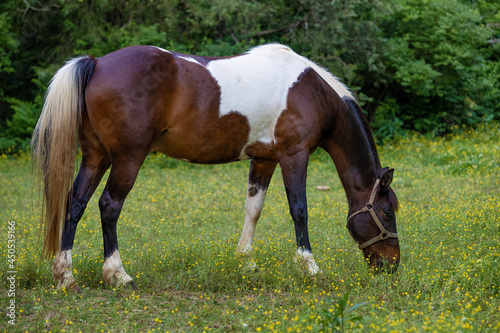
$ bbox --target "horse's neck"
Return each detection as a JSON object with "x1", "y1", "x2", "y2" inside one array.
[{"x1": 323, "y1": 99, "x2": 381, "y2": 208}]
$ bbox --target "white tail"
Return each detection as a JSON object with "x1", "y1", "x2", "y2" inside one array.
[{"x1": 31, "y1": 56, "x2": 96, "y2": 258}]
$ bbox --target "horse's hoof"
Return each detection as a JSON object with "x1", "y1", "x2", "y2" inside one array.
[
  {"x1": 242, "y1": 259, "x2": 259, "y2": 272},
  {"x1": 247, "y1": 261, "x2": 259, "y2": 272},
  {"x1": 71, "y1": 285, "x2": 83, "y2": 293},
  {"x1": 63, "y1": 283, "x2": 82, "y2": 293},
  {"x1": 58, "y1": 279, "x2": 82, "y2": 293},
  {"x1": 124, "y1": 281, "x2": 138, "y2": 290},
  {"x1": 294, "y1": 249, "x2": 322, "y2": 276}
]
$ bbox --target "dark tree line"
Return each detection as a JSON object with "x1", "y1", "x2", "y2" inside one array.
[{"x1": 1, "y1": 0, "x2": 499, "y2": 152}]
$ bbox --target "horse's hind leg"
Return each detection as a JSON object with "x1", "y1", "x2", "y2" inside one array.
[
  {"x1": 53, "y1": 130, "x2": 111, "y2": 291},
  {"x1": 237, "y1": 160, "x2": 277, "y2": 268},
  {"x1": 99, "y1": 156, "x2": 146, "y2": 288},
  {"x1": 279, "y1": 151, "x2": 321, "y2": 275}
]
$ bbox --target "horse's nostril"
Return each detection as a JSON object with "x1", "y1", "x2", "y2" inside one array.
[
  {"x1": 367, "y1": 259, "x2": 384, "y2": 274},
  {"x1": 388, "y1": 260, "x2": 399, "y2": 274},
  {"x1": 369, "y1": 257, "x2": 400, "y2": 274}
]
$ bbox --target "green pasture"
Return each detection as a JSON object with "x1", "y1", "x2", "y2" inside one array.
[{"x1": 1, "y1": 124, "x2": 499, "y2": 332}]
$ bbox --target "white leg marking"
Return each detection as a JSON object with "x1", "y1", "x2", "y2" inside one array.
[
  {"x1": 103, "y1": 250, "x2": 133, "y2": 286},
  {"x1": 295, "y1": 248, "x2": 322, "y2": 275},
  {"x1": 237, "y1": 186, "x2": 267, "y2": 255},
  {"x1": 237, "y1": 186, "x2": 267, "y2": 271},
  {"x1": 52, "y1": 250, "x2": 77, "y2": 289}
]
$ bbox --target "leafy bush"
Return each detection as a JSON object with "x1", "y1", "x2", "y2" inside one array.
[
  {"x1": 317, "y1": 292, "x2": 366, "y2": 332},
  {"x1": 0, "y1": 96, "x2": 42, "y2": 152},
  {"x1": 378, "y1": 0, "x2": 500, "y2": 134},
  {"x1": 0, "y1": 0, "x2": 499, "y2": 153}
]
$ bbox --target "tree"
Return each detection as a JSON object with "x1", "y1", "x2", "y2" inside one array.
[
  {"x1": 0, "y1": 0, "x2": 499, "y2": 152},
  {"x1": 372, "y1": 0, "x2": 500, "y2": 135}
]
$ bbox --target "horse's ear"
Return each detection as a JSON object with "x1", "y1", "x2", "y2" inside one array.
[{"x1": 380, "y1": 168, "x2": 394, "y2": 190}]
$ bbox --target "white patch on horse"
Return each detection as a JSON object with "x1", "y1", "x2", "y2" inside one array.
[
  {"x1": 178, "y1": 55, "x2": 202, "y2": 65},
  {"x1": 151, "y1": 46, "x2": 171, "y2": 54},
  {"x1": 295, "y1": 248, "x2": 322, "y2": 275},
  {"x1": 206, "y1": 44, "x2": 353, "y2": 158},
  {"x1": 237, "y1": 186, "x2": 267, "y2": 255},
  {"x1": 103, "y1": 250, "x2": 133, "y2": 286},
  {"x1": 52, "y1": 249, "x2": 76, "y2": 289}
]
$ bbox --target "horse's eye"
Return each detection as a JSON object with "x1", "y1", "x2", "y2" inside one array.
[{"x1": 385, "y1": 207, "x2": 395, "y2": 220}]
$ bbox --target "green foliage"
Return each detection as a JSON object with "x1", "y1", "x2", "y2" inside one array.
[
  {"x1": 0, "y1": 2, "x2": 21, "y2": 129},
  {"x1": 0, "y1": 11, "x2": 19, "y2": 75},
  {"x1": 0, "y1": 96, "x2": 42, "y2": 152},
  {"x1": 376, "y1": 0, "x2": 500, "y2": 134},
  {"x1": 317, "y1": 291, "x2": 367, "y2": 332},
  {"x1": 371, "y1": 97, "x2": 405, "y2": 142},
  {"x1": 0, "y1": 0, "x2": 499, "y2": 152}
]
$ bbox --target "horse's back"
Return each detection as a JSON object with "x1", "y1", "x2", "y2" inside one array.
[
  {"x1": 83, "y1": 44, "x2": 343, "y2": 163},
  {"x1": 154, "y1": 44, "x2": 323, "y2": 162}
]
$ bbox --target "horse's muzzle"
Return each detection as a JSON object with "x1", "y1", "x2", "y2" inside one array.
[{"x1": 369, "y1": 256, "x2": 400, "y2": 274}]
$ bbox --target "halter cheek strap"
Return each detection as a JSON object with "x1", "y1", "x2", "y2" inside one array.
[{"x1": 346, "y1": 178, "x2": 398, "y2": 250}]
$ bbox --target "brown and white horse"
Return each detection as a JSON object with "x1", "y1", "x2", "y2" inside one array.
[{"x1": 32, "y1": 44, "x2": 399, "y2": 291}]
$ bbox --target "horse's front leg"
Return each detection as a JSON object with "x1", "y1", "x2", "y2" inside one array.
[
  {"x1": 236, "y1": 160, "x2": 277, "y2": 269},
  {"x1": 279, "y1": 151, "x2": 321, "y2": 275}
]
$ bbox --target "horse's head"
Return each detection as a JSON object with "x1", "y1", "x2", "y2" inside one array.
[{"x1": 347, "y1": 168, "x2": 400, "y2": 273}]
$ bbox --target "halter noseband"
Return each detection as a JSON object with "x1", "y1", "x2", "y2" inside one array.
[{"x1": 346, "y1": 178, "x2": 398, "y2": 250}]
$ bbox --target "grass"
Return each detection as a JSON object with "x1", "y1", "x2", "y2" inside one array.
[{"x1": 1, "y1": 123, "x2": 499, "y2": 332}]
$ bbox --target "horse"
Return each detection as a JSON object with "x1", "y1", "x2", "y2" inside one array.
[{"x1": 32, "y1": 43, "x2": 399, "y2": 291}]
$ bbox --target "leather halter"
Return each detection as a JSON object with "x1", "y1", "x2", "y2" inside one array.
[{"x1": 346, "y1": 178, "x2": 398, "y2": 250}]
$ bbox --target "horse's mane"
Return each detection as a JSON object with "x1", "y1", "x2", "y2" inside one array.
[
  {"x1": 340, "y1": 98, "x2": 399, "y2": 211},
  {"x1": 250, "y1": 43, "x2": 355, "y2": 101}
]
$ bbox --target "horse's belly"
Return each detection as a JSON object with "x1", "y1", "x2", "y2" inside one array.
[{"x1": 151, "y1": 112, "x2": 255, "y2": 164}]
